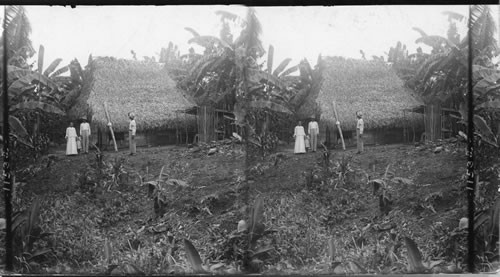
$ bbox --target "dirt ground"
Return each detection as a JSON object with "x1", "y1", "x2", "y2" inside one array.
[{"x1": 7, "y1": 140, "x2": 468, "y2": 274}]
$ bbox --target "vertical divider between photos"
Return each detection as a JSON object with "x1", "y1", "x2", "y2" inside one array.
[
  {"x1": 466, "y1": 4, "x2": 476, "y2": 273},
  {"x1": 2, "y1": 5, "x2": 13, "y2": 271}
]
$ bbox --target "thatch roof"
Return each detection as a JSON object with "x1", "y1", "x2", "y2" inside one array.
[
  {"x1": 316, "y1": 56, "x2": 423, "y2": 130},
  {"x1": 69, "y1": 57, "x2": 196, "y2": 132}
]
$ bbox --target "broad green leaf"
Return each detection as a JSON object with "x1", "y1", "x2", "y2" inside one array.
[{"x1": 183, "y1": 239, "x2": 205, "y2": 273}]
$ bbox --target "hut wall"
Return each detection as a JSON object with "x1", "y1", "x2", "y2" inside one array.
[
  {"x1": 197, "y1": 106, "x2": 216, "y2": 143},
  {"x1": 95, "y1": 128, "x2": 196, "y2": 151},
  {"x1": 424, "y1": 103, "x2": 442, "y2": 142},
  {"x1": 324, "y1": 126, "x2": 424, "y2": 148}
]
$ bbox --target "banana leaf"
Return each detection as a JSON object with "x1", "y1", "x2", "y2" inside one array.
[
  {"x1": 184, "y1": 27, "x2": 200, "y2": 38},
  {"x1": 247, "y1": 69, "x2": 284, "y2": 90},
  {"x1": 247, "y1": 99, "x2": 292, "y2": 114},
  {"x1": 272, "y1": 58, "x2": 292, "y2": 77},
  {"x1": 43, "y1": 58, "x2": 63, "y2": 77},
  {"x1": 267, "y1": 45, "x2": 274, "y2": 74},
  {"x1": 10, "y1": 101, "x2": 65, "y2": 115}
]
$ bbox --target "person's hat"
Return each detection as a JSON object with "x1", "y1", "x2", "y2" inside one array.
[
  {"x1": 129, "y1": 112, "x2": 135, "y2": 118},
  {"x1": 357, "y1": 111, "x2": 363, "y2": 117}
]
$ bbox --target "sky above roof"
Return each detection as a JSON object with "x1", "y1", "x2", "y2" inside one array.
[{"x1": 24, "y1": 5, "x2": 492, "y2": 71}]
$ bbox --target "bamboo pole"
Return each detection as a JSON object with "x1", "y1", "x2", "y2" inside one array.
[
  {"x1": 103, "y1": 102, "x2": 118, "y2": 152},
  {"x1": 332, "y1": 101, "x2": 346, "y2": 150}
]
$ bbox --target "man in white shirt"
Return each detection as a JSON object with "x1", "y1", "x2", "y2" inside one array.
[
  {"x1": 79, "y1": 118, "x2": 91, "y2": 154},
  {"x1": 308, "y1": 118, "x2": 319, "y2": 152},
  {"x1": 129, "y1": 112, "x2": 137, "y2": 155},
  {"x1": 356, "y1": 111, "x2": 364, "y2": 154}
]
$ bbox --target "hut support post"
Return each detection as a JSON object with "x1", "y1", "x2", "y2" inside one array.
[
  {"x1": 104, "y1": 102, "x2": 118, "y2": 152},
  {"x1": 332, "y1": 101, "x2": 346, "y2": 150}
]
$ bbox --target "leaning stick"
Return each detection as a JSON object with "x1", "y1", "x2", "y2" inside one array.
[
  {"x1": 332, "y1": 101, "x2": 346, "y2": 150},
  {"x1": 104, "y1": 102, "x2": 118, "y2": 152}
]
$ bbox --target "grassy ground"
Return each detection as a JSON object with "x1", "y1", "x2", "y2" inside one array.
[{"x1": 1, "y1": 140, "x2": 475, "y2": 274}]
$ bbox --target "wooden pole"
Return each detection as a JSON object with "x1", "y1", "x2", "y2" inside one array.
[
  {"x1": 332, "y1": 101, "x2": 346, "y2": 150},
  {"x1": 103, "y1": 102, "x2": 118, "y2": 152}
]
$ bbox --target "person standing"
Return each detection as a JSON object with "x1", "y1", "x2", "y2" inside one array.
[
  {"x1": 128, "y1": 112, "x2": 137, "y2": 155},
  {"x1": 356, "y1": 111, "x2": 364, "y2": 154},
  {"x1": 308, "y1": 118, "x2": 319, "y2": 152},
  {"x1": 65, "y1": 122, "x2": 78, "y2": 156},
  {"x1": 293, "y1": 121, "x2": 306, "y2": 154},
  {"x1": 79, "y1": 118, "x2": 91, "y2": 154}
]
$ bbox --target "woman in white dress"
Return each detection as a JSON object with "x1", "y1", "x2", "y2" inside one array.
[
  {"x1": 293, "y1": 121, "x2": 306, "y2": 154},
  {"x1": 65, "y1": 122, "x2": 78, "y2": 156}
]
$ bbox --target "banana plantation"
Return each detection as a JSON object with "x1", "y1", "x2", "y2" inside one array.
[{"x1": 1, "y1": 5, "x2": 500, "y2": 274}]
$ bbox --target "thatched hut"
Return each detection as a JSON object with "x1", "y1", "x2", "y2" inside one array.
[
  {"x1": 305, "y1": 56, "x2": 424, "y2": 147},
  {"x1": 69, "y1": 57, "x2": 196, "y2": 149}
]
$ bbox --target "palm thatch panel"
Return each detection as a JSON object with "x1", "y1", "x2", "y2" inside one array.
[
  {"x1": 70, "y1": 57, "x2": 196, "y2": 132},
  {"x1": 318, "y1": 56, "x2": 423, "y2": 131}
]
